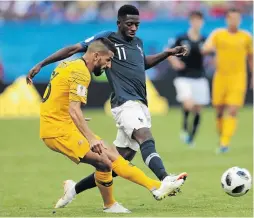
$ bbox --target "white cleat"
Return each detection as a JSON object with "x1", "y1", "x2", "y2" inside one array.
[
  {"x1": 180, "y1": 131, "x2": 188, "y2": 142},
  {"x1": 153, "y1": 172, "x2": 188, "y2": 200},
  {"x1": 55, "y1": 180, "x2": 76, "y2": 208},
  {"x1": 103, "y1": 202, "x2": 131, "y2": 213}
]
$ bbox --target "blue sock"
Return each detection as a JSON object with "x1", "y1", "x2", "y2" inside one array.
[{"x1": 140, "y1": 139, "x2": 168, "y2": 181}]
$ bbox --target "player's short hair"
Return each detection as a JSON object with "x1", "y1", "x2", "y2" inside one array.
[
  {"x1": 189, "y1": 11, "x2": 203, "y2": 19},
  {"x1": 117, "y1": 4, "x2": 139, "y2": 18},
  {"x1": 226, "y1": 8, "x2": 241, "y2": 16},
  {"x1": 87, "y1": 38, "x2": 116, "y2": 54}
]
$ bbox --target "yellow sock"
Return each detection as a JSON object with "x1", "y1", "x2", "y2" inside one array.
[
  {"x1": 112, "y1": 156, "x2": 161, "y2": 191},
  {"x1": 95, "y1": 171, "x2": 116, "y2": 208},
  {"x1": 220, "y1": 116, "x2": 237, "y2": 146}
]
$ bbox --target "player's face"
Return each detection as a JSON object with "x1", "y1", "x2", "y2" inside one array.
[
  {"x1": 190, "y1": 16, "x2": 204, "y2": 31},
  {"x1": 226, "y1": 12, "x2": 241, "y2": 29},
  {"x1": 93, "y1": 50, "x2": 114, "y2": 76},
  {"x1": 118, "y1": 15, "x2": 140, "y2": 39}
]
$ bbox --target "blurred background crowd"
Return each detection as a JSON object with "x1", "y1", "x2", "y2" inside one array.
[
  {"x1": 0, "y1": 1, "x2": 253, "y2": 84},
  {"x1": 0, "y1": 1, "x2": 253, "y2": 23}
]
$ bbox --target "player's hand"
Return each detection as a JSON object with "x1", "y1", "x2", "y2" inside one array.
[
  {"x1": 171, "y1": 46, "x2": 189, "y2": 57},
  {"x1": 26, "y1": 64, "x2": 42, "y2": 84},
  {"x1": 89, "y1": 139, "x2": 107, "y2": 155}
]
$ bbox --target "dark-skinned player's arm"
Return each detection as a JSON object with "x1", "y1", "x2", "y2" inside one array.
[
  {"x1": 144, "y1": 46, "x2": 188, "y2": 70},
  {"x1": 26, "y1": 31, "x2": 113, "y2": 84},
  {"x1": 26, "y1": 43, "x2": 84, "y2": 84}
]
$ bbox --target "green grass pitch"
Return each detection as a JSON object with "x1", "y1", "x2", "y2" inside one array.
[{"x1": 0, "y1": 107, "x2": 253, "y2": 217}]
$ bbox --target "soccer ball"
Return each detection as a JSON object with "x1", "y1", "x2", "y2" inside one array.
[{"x1": 221, "y1": 167, "x2": 252, "y2": 197}]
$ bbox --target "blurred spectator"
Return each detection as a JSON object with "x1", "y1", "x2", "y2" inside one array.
[{"x1": 0, "y1": 1, "x2": 252, "y2": 23}]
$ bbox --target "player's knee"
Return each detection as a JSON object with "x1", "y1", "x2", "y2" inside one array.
[
  {"x1": 132, "y1": 127, "x2": 153, "y2": 145},
  {"x1": 95, "y1": 155, "x2": 112, "y2": 172},
  {"x1": 183, "y1": 100, "x2": 194, "y2": 111},
  {"x1": 193, "y1": 105, "x2": 202, "y2": 113},
  {"x1": 104, "y1": 146, "x2": 119, "y2": 162},
  {"x1": 228, "y1": 107, "x2": 238, "y2": 117},
  {"x1": 215, "y1": 105, "x2": 225, "y2": 118}
]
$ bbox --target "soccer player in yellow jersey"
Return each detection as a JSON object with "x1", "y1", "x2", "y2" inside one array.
[
  {"x1": 27, "y1": 38, "x2": 186, "y2": 213},
  {"x1": 202, "y1": 8, "x2": 253, "y2": 153}
]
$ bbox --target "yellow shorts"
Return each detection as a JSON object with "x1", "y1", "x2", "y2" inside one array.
[
  {"x1": 43, "y1": 130, "x2": 100, "y2": 164},
  {"x1": 212, "y1": 74, "x2": 247, "y2": 107}
]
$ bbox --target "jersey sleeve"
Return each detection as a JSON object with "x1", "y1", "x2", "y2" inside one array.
[
  {"x1": 69, "y1": 70, "x2": 91, "y2": 104},
  {"x1": 203, "y1": 30, "x2": 218, "y2": 50},
  {"x1": 79, "y1": 31, "x2": 113, "y2": 51}
]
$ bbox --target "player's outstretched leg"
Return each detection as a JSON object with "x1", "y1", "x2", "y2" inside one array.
[
  {"x1": 55, "y1": 148, "x2": 136, "y2": 208},
  {"x1": 55, "y1": 145, "x2": 185, "y2": 208},
  {"x1": 73, "y1": 147, "x2": 136, "y2": 195},
  {"x1": 101, "y1": 146, "x2": 186, "y2": 200},
  {"x1": 55, "y1": 150, "x2": 130, "y2": 213},
  {"x1": 132, "y1": 127, "x2": 188, "y2": 195}
]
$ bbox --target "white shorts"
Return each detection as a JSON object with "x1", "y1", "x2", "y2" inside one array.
[
  {"x1": 173, "y1": 77, "x2": 210, "y2": 105},
  {"x1": 111, "y1": 100, "x2": 151, "y2": 151}
]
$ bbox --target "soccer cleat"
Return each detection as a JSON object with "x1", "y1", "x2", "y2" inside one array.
[
  {"x1": 153, "y1": 172, "x2": 188, "y2": 200},
  {"x1": 217, "y1": 146, "x2": 229, "y2": 154},
  {"x1": 55, "y1": 180, "x2": 76, "y2": 208},
  {"x1": 103, "y1": 202, "x2": 131, "y2": 213},
  {"x1": 184, "y1": 135, "x2": 195, "y2": 147},
  {"x1": 180, "y1": 130, "x2": 189, "y2": 142}
]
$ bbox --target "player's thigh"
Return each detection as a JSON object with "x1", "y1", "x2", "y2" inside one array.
[
  {"x1": 116, "y1": 147, "x2": 137, "y2": 162},
  {"x1": 111, "y1": 101, "x2": 150, "y2": 139},
  {"x1": 192, "y1": 78, "x2": 210, "y2": 106},
  {"x1": 113, "y1": 128, "x2": 140, "y2": 152},
  {"x1": 43, "y1": 130, "x2": 90, "y2": 164},
  {"x1": 225, "y1": 81, "x2": 246, "y2": 108},
  {"x1": 173, "y1": 77, "x2": 192, "y2": 102},
  {"x1": 212, "y1": 74, "x2": 226, "y2": 106}
]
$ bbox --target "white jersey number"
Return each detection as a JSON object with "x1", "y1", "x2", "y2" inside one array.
[{"x1": 116, "y1": 47, "x2": 127, "y2": 60}]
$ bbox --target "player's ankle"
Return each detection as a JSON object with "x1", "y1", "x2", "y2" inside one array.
[
  {"x1": 71, "y1": 186, "x2": 77, "y2": 196},
  {"x1": 160, "y1": 173, "x2": 169, "y2": 181}
]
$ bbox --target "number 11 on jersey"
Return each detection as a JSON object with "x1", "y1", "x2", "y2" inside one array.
[{"x1": 116, "y1": 47, "x2": 126, "y2": 60}]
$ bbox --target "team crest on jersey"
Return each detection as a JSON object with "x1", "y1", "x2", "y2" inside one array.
[
  {"x1": 137, "y1": 44, "x2": 144, "y2": 57},
  {"x1": 77, "y1": 85, "x2": 87, "y2": 97}
]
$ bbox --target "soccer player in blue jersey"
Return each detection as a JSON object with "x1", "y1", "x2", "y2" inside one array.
[{"x1": 27, "y1": 5, "x2": 188, "y2": 208}]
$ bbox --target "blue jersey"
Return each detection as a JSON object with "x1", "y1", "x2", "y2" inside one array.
[{"x1": 80, "y1": 31, "x2": 147, "y2": 108}]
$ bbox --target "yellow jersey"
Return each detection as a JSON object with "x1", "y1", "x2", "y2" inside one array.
[
  {"x1": 204, "y1": 28, "x2": 253, "y2": 76},
  {"x1": 40, "y1": 59, "x2": 91, "y2": 138}
]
